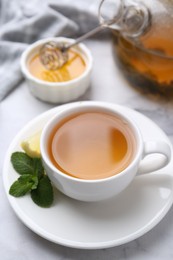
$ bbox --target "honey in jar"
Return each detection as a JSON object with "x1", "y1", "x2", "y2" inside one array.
[{"x1": 28, "y1": 49, "x2": 86, "y2": 82}]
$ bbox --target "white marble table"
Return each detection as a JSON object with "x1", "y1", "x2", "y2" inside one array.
[{"x1": 1, "y1": 38, "x2": 173, "y2": 260}]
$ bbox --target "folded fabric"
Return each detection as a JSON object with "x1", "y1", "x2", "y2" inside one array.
[{"x1": 0, "y1": 0, "x2": 100, "y2": 101}]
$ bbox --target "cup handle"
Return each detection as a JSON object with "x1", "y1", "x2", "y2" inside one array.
[{"x1": 138, "y1": 141, "x2": 172, "y2": 174}]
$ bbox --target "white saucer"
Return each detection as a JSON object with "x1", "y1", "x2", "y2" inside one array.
[{"x1": 3, "y1": 102, "x2": 173, "y2": 249}]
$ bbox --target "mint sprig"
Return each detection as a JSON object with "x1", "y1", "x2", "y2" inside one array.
[{"x1": 9, "y1": 152, "x2": 54, "y2": 207}]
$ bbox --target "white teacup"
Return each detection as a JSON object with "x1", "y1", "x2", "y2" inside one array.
[{"x1": 40, "y1": 101, "x2": 172, "y2": 201}]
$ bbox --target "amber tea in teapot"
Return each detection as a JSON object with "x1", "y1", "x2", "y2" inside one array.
[
  {"x1": 112, "y1": 28, "x2": 173, "y2": 97},
  {"x1": 99, "y1": 0, "x2": 173, "y2": 97}
]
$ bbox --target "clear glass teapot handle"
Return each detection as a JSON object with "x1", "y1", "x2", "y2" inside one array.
[{"x1": 98, "y1": 0, "x2": 150, "y2": 38}]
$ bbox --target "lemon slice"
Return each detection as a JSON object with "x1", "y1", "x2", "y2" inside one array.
[{"x1": 21, "y1": 130, "x2": 42, "y2": 158}]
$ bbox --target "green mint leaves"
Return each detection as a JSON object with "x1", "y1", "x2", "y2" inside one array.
[
  {"x1": 9, "y1": 152, "x2": 54, "y2": 207},
  {"x1": 11, "y1": 152, "x2": 35, "y2": 175},
  {"x1": 31, "y1": 176, "x2": 53, "y2": 207},
  {"x1": 9, "y1": 174, "x2": 38, "y2": 197}
]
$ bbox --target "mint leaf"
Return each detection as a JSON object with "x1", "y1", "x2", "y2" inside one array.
[
  {"x1": 11, "y1": 152, "x2": 34, "y2": 175},
  {"x1": 9, "y1": 174, "x2": 38, "y2": 197},
  {"x1": 33, "y1": 158, "x2": 44, "y2": 179},
  {"x1": 31, "y1": 175, "x2": 54, "y2": 207}
]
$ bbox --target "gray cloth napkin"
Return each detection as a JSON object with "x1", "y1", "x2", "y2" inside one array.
[{"x1": 0, "y1": 0, "x2": 100, "y2": 101}]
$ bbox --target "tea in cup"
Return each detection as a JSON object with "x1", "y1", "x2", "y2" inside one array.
[{"x1": 40, "y1": 101, "x2": 171, "y2": 201}]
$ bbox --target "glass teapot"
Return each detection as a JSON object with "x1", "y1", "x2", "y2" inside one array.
[{"x1": 99, "y1": 0, "x2": 173, "y2": 97}]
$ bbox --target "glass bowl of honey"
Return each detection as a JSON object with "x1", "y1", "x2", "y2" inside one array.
[{"x1": 20, "y1": 37, "x2": 93, "y2": 103}]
